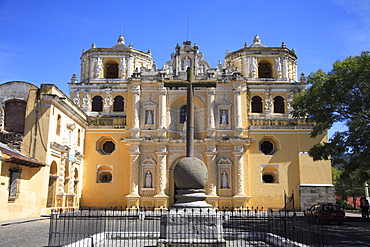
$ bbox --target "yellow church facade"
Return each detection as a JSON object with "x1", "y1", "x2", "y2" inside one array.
[
  {"x1": 70, "y1": 35, "x2": 333, "y2": 211},
  {"x1": 0, "y1": 35, "x2": 333, "y2": 220}
]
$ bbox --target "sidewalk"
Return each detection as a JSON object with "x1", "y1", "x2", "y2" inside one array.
[
  {"x1": 345, "y1": 211, "x2": 370, "y2": 222},
  {"x1": 0, "y1": 216, "x2": 49, "y2": 226}
]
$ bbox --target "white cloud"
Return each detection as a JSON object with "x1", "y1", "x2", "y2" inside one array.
[{"x1": 330, "y1": 0, "x2": 370, "y2": 54}]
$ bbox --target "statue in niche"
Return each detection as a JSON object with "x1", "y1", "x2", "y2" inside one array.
[
  {"x1": 251, "y1": 57, "x2": 258, "y2": 77},
  {"x1": 276, "y1": 57, "x2": 282, "y2": 77},
  {"x1": 145, "y1": 171, "x2": 152, "y2": 188},
  {"x1": 222, "y1": 171, "x2": 228, "y2": 188},
  {"x1": 146, "y1": 111, "x2": 153, "y2": 125},
  {"x1": 183, "y1": 57, "x2": 191, "y2": 71},
  {"x1": 95, "y1": 57, "x2": 103, "y2": 78},
  {"x1": 198, "y1": 63, "x2": 205, "y2": 74},
  {"x1": 120, "y1": 57, "x2": 126, "y2": 78},
  {"x1": 221, "y1": 111, "x2": 228, "y2": 124}
]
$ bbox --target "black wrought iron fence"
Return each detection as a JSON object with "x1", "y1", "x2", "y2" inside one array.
[{"x1": 48, "y1": 207, "x2": 327, "y2": 247}]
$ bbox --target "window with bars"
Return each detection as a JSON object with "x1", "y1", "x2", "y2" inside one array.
[
  {"x1": 251, "y1": 96, "x2": 263, "y2": 113},
  {"x1": 92, "y1": 96, "x2": 103, "y2": 112},
  {"x1": 113, "y1": 96, "x2": 124, "y2": 112},
  {"x1": 8, "y1": 168, "x2": 21, "y2": 199},
  {"x1": 273, "y1": 96, "x2": 285, "y2": 113}
]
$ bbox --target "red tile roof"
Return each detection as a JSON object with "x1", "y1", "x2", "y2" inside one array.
[{"x1": 0, "y1": 142, "x2": 45, "y2": 167}]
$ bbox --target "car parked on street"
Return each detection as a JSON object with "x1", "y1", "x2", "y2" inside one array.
[{"x1": 305, "y1": 203, "x2": 346, "y2": 225}]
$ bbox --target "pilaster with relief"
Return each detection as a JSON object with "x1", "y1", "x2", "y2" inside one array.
[
  {"x1": 232, "y1": 144, "x2": 245, "y2": 196},
  {"x1": 206, "y1": 88, "x2": 216, "y2": 137},
  {"x1": 128, "y1": 144, "x2": 140, "y2": 196},
  {"x1": 155, "y1": 144, "x2": 168, "y2": 196},
  {"x1": 131, "y1": 83, "x2": 141, "y2": 138},
  {"x1": 233, "y1": 83, "x2": 243, "y2": 137},
  {"x1": 157, "y1": 83, "x2": 167, "y2": 137},
  {"x1": 204, "y1": 144, "x2": 218, "y2": 196}
]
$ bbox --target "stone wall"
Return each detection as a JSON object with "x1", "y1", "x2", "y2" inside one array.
[
  {"x1": 0, "y1": 132, "x2": 23, "y2": 151},
  {"x1": 299, "y1": 184, "x2": 335, "y2": 210}
]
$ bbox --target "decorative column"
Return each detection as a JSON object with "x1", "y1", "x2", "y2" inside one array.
[
  {"x1": 233, "y1": 83, "x2": 243, "y2": 137},
  {"x1": 81, "y1": 93, "x2": 90, "y2": 113},
  {"x1": 103, "y1": 90, "x2": 113, "y2": 113},
  {"x1": 155, "y1": 144, "x2": 167, "y2": 196},
  {"x1": 131, "y1": 83, "x2": 141, "y2": 138},
  {"x1": 158, "y1": 83, "x2": 167, "y2": 137},
  {"x1": 120, "y1": 57, "x2": 127, "y2": 78},
  {"x1": 89, "y1": 57, "x2": 95, "y2": 79},
  {"x1": 243, "y1": 57, "x2": 249, "y2": 79},
  {"x1": 205, "y1": 144, "x2": 218, "y2": 200},
  {"x1": 207, "y1": 88, "x2": 216, "y2": 137},
  {"x1": 127, "y1": 56, "x2": 133, "y2": 77},
  {"x1": 283, "y1": 56, "x2": 288, "y2": 79},
  {"x1": 126, "y1": 144, "x2": 140, "y2": 208},
  {"x1": 56, "y1": 152, "x2": 68, "y2": 207},
  {"x1": 68, "y1": 162, "x2": 75, "y2": 207},
  {"x1": 265, "y1": 90, "x2": 273, "y2": 115},
  {"x1": 233, "y1": 144, "x2": 246, "y2": 199}
]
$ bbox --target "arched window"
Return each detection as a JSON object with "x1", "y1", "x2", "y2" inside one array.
[
  {"x1": 180, "y1": 105, "x2": 187, "y2": 123},
  {"x1": 251, "y1": 96, "x2": 263, "y2": 113},
  {"x1": 92, "y1": 96, "x2": 103, "y2": 112},
  {"x1": 4, "y1": 100, "x2": 27, "y2": 134},
  {"x1": 105, "y1": 62, "x2": 119, "y2": 78},
  {"x1": 56, "y1": 115, "x2": 61, "y2": 135},
  {"x1": 113, "y1": 96, "x2": 124, "y2": 112},
  {"x1": 262, "y1": 165, "x2": 279, "y2": 183},
  {"x1": 273, "y1": 96, "x2": 285, "y2": 113},
  {"x1": 258, "y1": 62, "x2": 272, "y2": 78},
  {"x1": 97, "y1": 165, "x2": 113, "y2": 183}
]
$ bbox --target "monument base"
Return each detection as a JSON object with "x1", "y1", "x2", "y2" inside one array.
[
  {"x1": 171, "y1": 189, "x2": 213, "y2": 208},
  {"x1": 158, "y1": 208, "x2": 226, "y2": 247}
]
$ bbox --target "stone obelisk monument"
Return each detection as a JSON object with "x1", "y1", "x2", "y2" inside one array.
[{"x1": 158, "y1": 67, "x2": 225, "y2": 247}]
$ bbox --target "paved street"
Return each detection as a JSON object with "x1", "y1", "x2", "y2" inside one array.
[
  {"x1": 0, "y1": 219, "x2": 49, "y2": 247},
  {"x1": 1, "y1": 214, "x2": 370, "y2": 247}
]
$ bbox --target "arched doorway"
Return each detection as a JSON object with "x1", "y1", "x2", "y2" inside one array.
[{"x1": 47, "y1": 161, "x2": 58, "y2": 207}]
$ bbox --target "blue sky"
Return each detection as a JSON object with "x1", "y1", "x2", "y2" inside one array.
[{"x1": 1, "y1": 0, "x2": 369, "y2": 136}]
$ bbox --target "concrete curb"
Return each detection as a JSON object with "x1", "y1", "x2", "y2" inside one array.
[{"x1": 0, "y1": 216, "x2": 49, "y2": 226}]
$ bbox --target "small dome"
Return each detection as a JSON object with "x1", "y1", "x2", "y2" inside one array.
[
  {"x1": 250, "y1": 35, "x2": 266, "y2": 48},
  {"x1": 112, "y1": 35, "x2": 128, "y2": 49}
]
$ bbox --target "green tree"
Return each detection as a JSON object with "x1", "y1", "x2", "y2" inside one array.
[
  {"x1": 292, "y1": 51, "x2": 370, "y2": 176},
  {"x1": 335, "y1": 169, "x2": 367, "y2": 208}
]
